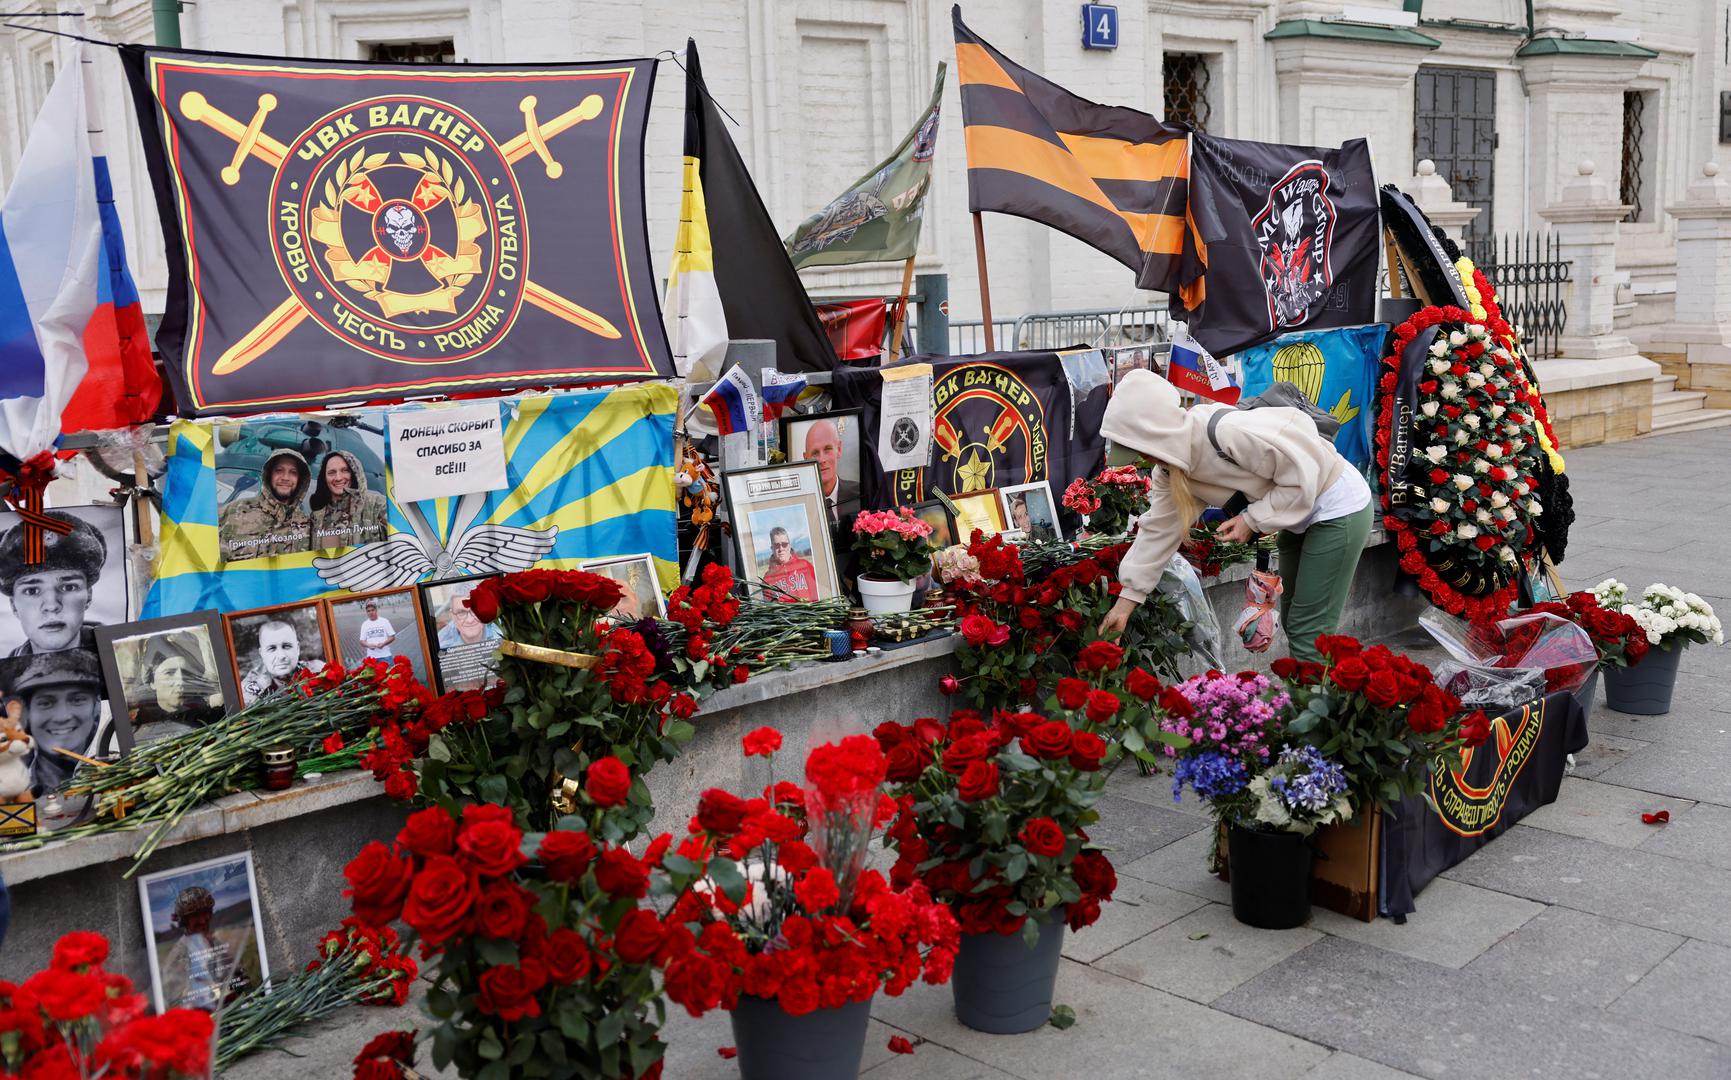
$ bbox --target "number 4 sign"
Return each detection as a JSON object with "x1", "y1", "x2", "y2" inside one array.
[{"x1": 1081, "y1": 4, "x2": 1118, "y2": 50}]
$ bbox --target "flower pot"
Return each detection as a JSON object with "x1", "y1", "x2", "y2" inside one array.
[
  {"x1": 1572, "y1": 668, "x2": 1600, "y2": 719},
  {"x1": 1604, "y1": 645, "x2": 1683, "y2": 716},
  {"x1": 951, "y1": 910, "x2": 1065, "y2": 1034},
  {"x1": 729, "y1": 995, "x2": 872, "y2": 1080},
  {"x1": 1226, "y1": 822, "x2": 1314, "y2": 930},
  {"x1": 857, "y1": 575, "x2": 916, "y2": 614}
]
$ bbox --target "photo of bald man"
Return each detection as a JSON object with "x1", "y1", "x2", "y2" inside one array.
[{"x1": 783, "y1": 410, "x2": 862, "y2": 524}]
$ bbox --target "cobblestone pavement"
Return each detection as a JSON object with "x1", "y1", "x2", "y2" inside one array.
[{"x1": 232, "y1": 427, "x2": 1731, "y2": 1079}]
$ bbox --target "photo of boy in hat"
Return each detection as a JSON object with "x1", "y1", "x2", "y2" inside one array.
[{"x1": 0, "y1": 509, "x2": 112, "y2": 659}]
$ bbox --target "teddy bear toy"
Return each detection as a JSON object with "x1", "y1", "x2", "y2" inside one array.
[{"x1": 0, "y1": 698, "x2": 36, "y2": 804}]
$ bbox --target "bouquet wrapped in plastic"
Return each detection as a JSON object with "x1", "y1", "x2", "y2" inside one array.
[{"x1": 1421, "y1": 608, "x2": 1598, "y2": 709}]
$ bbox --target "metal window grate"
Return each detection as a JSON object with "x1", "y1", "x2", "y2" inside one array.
[
  {"x1": 367, "y1": 39, "x2": 457, "y2": 64},
  {"x1": 1464, "y1": 231, "x2": 1571, "y2": 361},
  {"x1": 1415, "y1": 66, "x2": 1496, "y2": 241},
  {"x1": 1620, "y1": 91, "x2": 1646, "y2": 222},
  {"x1": 1163, "y1": 53, "x2": 1211, "y2": 133}
]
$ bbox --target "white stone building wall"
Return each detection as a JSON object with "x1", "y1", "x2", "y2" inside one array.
[{"x1": 0, "y1": 0, "x2": 1724, "y2": 345}]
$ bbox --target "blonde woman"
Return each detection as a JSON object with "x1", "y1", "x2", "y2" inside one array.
[{"x1": 1096, "y1": 370, "x2": 1371, "y2": 662}]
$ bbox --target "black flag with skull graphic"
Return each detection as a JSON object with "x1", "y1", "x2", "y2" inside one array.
[
  {"x1": 121, "y1": 45, "x2": 675, "y2": 415},
  {"x1": 1177, "y1": 132, "x2": 1380, "y2": 358}
]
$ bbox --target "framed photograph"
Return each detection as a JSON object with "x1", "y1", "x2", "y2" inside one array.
[
  {"x1": 780, "y1": 409, "x2": 863, "y2": 523},
  {"x1": 324, "y1": 588, "x2": 432, "y2": 687},
  {"x1": 138, "y1": 851, "x2": 270, "y2": 1013},
  {"x1": 1000, "y1": 481, "x2": 1063, "y2": 543},
  {"x1": 948, "y1": 488, "x2": 1007, "y2": 542},
  {"x1": 909, "y1": 500, "x2": 957, "y2": 551},
  {"x1": 418, "y1": 574, "x2": 503, "y2": 694},
  {"x1": 223, "y1": 601, "x2": 332, "y2": 706},
  {"x1": 722, "y1": 462, "x2": 840, "y2": 603},
  {"x1": 578, "y1": 554, "x2": 668, "y2": 621},
  {"x1": 213, "y1": 414, "x2": 389, "y2": 561},
  {"x1": 96, "y1": 612, "x2": 236, "y2": 754}
]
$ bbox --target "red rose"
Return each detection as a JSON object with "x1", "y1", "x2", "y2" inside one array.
[
  {"x1": 696, "y1": 788, "x2": 749, "y2": 835},
  {"x1": 474, "y1": 959, "x2": 546, "y2": 1021},
  {"x1": 1126, "y1": 667, "x2": 1161, "y2": 701},
  {"x1": 401, "y1": 856, "x2": 479, "y2": 945},
  {"x1": 941, "y1": 733, "x2": 991, "y2": 775},
  {"x1": 1018, "y1": 607, "x2": 1043, "y2": 630},
  {"x1": 383, "y1": 770, "x2": 418, "y2": 801},
  {"x1": 545, "y1": 927, "x2": 592, "y2": 984},
  {"x1": 457, "y1": 818, "x2": 525, "y2": 880},
  {"x1": 594, "y1": 848, "x2": 650, "y2": 898},
  {"x1": 1019, "y1": 817, "x2": 1066, "y2": 858},
  {"x1": 1084, "y1": 689, "x2": 1121, "y2": 724},
  {"x1": 960, "y1": 614, "x2": 998, "y2": 646},
  {"x1": 397, "y1": 806, "x2": 457, "y2": 860},
  {"x1": 1068, "y1": 731, "x2": 1108, "y2": 771},
  {"x1": 884, "y1": 742, "x2": 932, "y2": 782},
  {"x1": 344, "y1": 841, "x2": 415, "y2": 927},
  {"x1": 1459, "y1": 710, "x2": 1491, "y2": 746},
  {"x1": 957, "y1": 760, "x2": 1000, "y2": 802},
  {"x1": 1055, "y1": 609, "x2": 1085, "y2": 632},
  {"x1": 741, "y1": 726, "x2": 782, "y2": 757},
  {"x1": 613, "y1": 908, "x2": 667, "y2": 964},
  {"x1": 475, "y1": 880, "x2": 534, "y2": 940},
  {"x1": 988, "y1": 623, "x2": 1011, "y2": 647},
  {"x1": 1055, "y1": 677, "x2": 1089, "y2": 711},
  {"x1": 1271, "y1": 657, "x2": 1299, "y2": 680},
  {"x1": 1021, "y1": 721, "x2": 1073, "y2": 760},
  {"x1": 1330, "y1": 656, "x2": 1371, "y2": 692},
  {"x1": 536, "y1": 830, "x2": 596, "y2": 883},
  {"x1": 1076, "y1": 640, "x2": 1125, "y2": 673},
  {"x1": 1364, "y1": 670, "x2": 1404, "y2": 709},
  {"x1": 585, "y1": 756, "x2": 633, "y2": 808},
  {"x1": 468, "y1": 581, "x2": 500, "y2": 623},
  {"x1": 939, "y1": 673, "x2": 961, "y2": 695}
]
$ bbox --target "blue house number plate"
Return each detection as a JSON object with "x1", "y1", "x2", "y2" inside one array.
[{"x1": 1082, "y1": 4, "x2": 1118, "y2": 50}]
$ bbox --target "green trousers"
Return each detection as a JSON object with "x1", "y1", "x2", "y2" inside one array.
[{"x1": 1276, "y1": 503, "x2": 1373, "y2": 664}]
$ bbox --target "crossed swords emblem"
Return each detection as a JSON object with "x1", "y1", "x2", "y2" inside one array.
[{"x1": 177, "y1": 90, "x2": 622, "y2": 374}]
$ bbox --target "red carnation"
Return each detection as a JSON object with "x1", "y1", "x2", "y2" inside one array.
[
  {"x1": 741, "y1": 726, "x2": 782, "y2": 758},
  {"x1": 696, "y1": 788, "x2": 750, "y2": 835}
]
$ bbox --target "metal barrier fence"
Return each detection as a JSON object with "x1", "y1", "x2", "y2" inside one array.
[
  {"x1": 1465, "y1": 232, "x2": 1570, "y2": 360},
  {"x1": 935, "y1": 305, "x2": 1171, "y2": 356}
]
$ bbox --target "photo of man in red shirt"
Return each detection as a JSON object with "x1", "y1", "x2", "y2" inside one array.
[{"x1": 759, "y1": 526, "x2": 818, "y2": 601}]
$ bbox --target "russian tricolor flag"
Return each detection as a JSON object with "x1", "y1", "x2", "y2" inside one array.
[
  {"x1": 698, "y1": 365, "x2": 760, "y2": 437},
  {"x1": 760, "y1": 370, "x2": 807, "y2": 422},
  {"x1": 1167, "y1": 324, "x2": 1241, "y2": 405},
  {"x1": 0, "y1": 42, "x2": 155, "y2": 464}
]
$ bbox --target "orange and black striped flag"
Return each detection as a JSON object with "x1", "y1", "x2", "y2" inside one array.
[{"x1": 952, "y1": 6, "x2": 1205, "y2": 305}]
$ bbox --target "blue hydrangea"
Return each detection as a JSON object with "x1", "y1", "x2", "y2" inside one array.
[
  {"x1": 1172, "y1": 750, "x2": 1249, "y2": 804},
  {"x1": 1273, "y1": 745, "x2": 1347, "y2": 812}
]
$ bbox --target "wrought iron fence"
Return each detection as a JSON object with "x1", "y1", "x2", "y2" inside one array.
[
  {"x1": 940, "y1": 306, "x2": 1170, "y2": 356},
  {"x1": 1464, "y1": 231, "x2": 1570, "y2": 360}
]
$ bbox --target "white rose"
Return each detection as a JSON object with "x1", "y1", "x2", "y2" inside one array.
[
  {"x1": 1429, "y1": 339, "x2": 1449, "y2": 358},
  {"x1": 1424, "y1": 445, "x2": 1447, "y2": 464},
  {"x1": 1455, "y1": 430, "x2": 1470, "y2": 445},
  {"x1": 1430, "y1": 358, "x2": 1452, "y2": 375},
  {"x1": 1456, "y1": 523, "x2": 1479, "y2": 539},
  {"x1": 1491, "y1": 492, "x2": 1509, "y2": 508},
  {"x1": 1501, "y1": 506, "x2": 1517, "y2": 522},
  {"x1": 1442, "y1": 383, "x2": 1461, "y2": 399},
  {"x1": 1527, "y1": 499, "x2": 1543, "y2": 516},
  {"x1": 1467, "y1": 324, "x2": 1487, "y2": 341},
  {"x1": 1486, "y1": 444, "x2": 1503, "y2": 460},
  {"x1": 1513, "y1": 482, "x2": 1529, "y2": 496},
  {"x1": 1453, "y1": 474, "x2": 1474, "y2": 491},
  {"x1": 1431, "y1": 497, "x2": 1451, "y2": 514},
  {"x1": 1463, "y1": 414, "x2": 1481, "y2": 430},
  {"x1": 1466, "y1": 373, "x2": 1486, "y2": 389},
  {"x1": 1473, "y1": 460, "x2": 1491, "y2": 474},
  {"x1": 1479, "y1": 363, "x2": 1496, "y2": 378},
  {"x1": 1490, "y1": 405, "x2": 1506, "y2": 419},
  {"x1": 1421, "y1": 402, "x2": 1439, "y2": 418},
  {"x1": 1476, "y1": 509, "x2": 1493, "y2": 524},
  {"x1": 1499, "y1": 546, "x2": 1516, "y2": 562},
  {"x1": 1449, "y1": 330, "x2": 1468, "y2": 347}
]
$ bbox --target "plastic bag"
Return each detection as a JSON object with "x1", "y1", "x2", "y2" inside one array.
[
  {"x1": 1232, "y1": 569, "x2": 1283, "y2": 654},
  {"x1": 1420, "y1": 608, "x2": 1597, "y2": 706},
  {"x1": 1158, "y1": 552, "x2": 1225, "y2": 672},
  {"x1": 1431, "y1": 659, "x2": 1549, "y2": 711}
]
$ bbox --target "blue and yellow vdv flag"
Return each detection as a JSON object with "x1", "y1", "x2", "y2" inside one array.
[
  {"x1": 1234, "y1": 323, "x2": 1383, "y2": 479},
  {"x1": 142, "y1": 383, "x2": 678, "y2": 617}
]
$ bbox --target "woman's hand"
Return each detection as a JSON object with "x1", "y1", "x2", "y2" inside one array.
[
  {"x1": 1215, "y1": 515, "x2": 1254, "y2": 544},
  {"x1": 1099, "y1": 595, "x2": 1139, "y2": 638}
]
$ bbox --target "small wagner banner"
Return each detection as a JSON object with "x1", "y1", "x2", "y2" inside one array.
[
  {"x1": 142, "y1": 384, "x2": 678, "y2": 617},
  {"x1": 834, "y1": 350, "x2": 1107, "y2": 510},
  {"x1": 121, "y1": 46, "x2": 673, "y2": 415},
  {"x1": 1380, "y1": 691, "x2": 1587, "y2": 917}
]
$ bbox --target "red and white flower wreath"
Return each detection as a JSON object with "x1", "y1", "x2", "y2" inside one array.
[{"x1": 1374, "y1": 305, "x2": 1547, "y2": 620}]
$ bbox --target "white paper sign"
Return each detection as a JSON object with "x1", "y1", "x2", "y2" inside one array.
[
  {"x1": 878, "y1": 363, "x2": 933, "y2": 471},
  {"x1": 389, "y1": 403, "x2": 508, "y2": 503}
]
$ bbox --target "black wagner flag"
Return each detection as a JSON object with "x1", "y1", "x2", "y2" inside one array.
[
  {"x1": 121, "y1": 46, "x2": 674, "y2": 415},
  {"x1": 1180, "y1": 132, "x2": 1380, "y2": 357},
  {"x1": 951, "y1": 7, "x2": 1203, "y2": 305},
  {"x1": 834, "y1": 350, "x2": 1108, "y2": 511},
  {"x1": 680, "y1": 41, "x2": 839, "y2": 374}
]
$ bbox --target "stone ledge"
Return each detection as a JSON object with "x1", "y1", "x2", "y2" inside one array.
[
  {"x1": 695, "y1": 634, "x2": 959, "y2": 715},
  {"x1": 1531, "y1": 355, "x2": 1661, "y2": 394}
]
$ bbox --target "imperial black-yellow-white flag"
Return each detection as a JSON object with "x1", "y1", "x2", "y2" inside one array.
[{"x1": 121, "y1": 46, "x2": 675, "y2": 415}]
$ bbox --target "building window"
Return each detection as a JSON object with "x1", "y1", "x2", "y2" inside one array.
[
  {"x1": 1163, "y1": 53, "x2": 1212, "y2": 133},
  {"x1": 1620, "y1": 90, "x2": 1650, "y2": 223},
  {"x1": 366, "y1": 39, "x2": 457, "y2": 64},
  {"x1": 1414, "y1": 66, "x2": 1496, "y2": 241}
]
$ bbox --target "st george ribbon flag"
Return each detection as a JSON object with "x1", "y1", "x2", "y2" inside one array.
[
  {"x1": 951, "y1": 7, "x2": 1204, "y2": 305},
  {"x1": 663, "y1": 40, "x2": 839, "y2": 378},
  {"x1": 122, "y1": 45, "x2": 675, "y2": 415},
  {"x1": 1179, "y1": 132, "x2": 1380, "y2": 357},
  {"x1": 785, "y1": 63, "x2": 946, "y2": 269}
]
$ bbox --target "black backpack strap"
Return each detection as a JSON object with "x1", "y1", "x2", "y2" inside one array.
[{"x1": 1206, "y1": 409, "x2": 1239, "y2": 468}]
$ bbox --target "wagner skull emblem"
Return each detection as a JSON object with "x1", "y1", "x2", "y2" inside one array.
[{"x1": 382, "y1": 203, "x2": 419, "y2": 254}]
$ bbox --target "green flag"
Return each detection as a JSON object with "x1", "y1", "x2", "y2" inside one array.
[{"x1": 785, "y1": 63, "x2": 945, "y2": 269}]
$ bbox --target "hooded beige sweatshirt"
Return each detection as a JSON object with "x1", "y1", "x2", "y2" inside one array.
[{"x1": 1101, "y1": 370, "x2": 1348, "y2": 605}]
